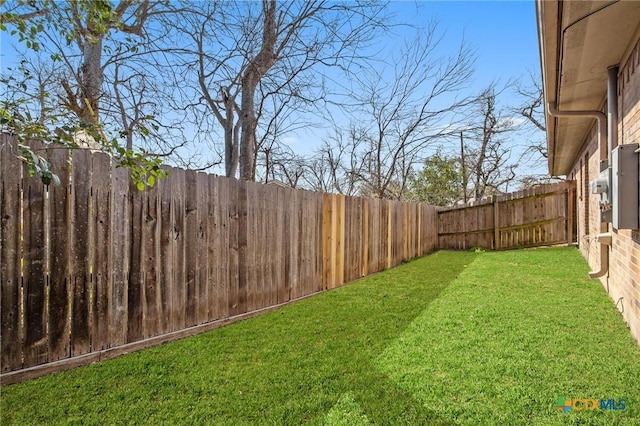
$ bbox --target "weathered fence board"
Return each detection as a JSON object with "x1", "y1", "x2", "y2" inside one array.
[
  {"x1": 48, "y1": 146, "x2": 71, "y2": 361},
  {"x1": 23, "y1": 139, "x2": 48, "y2": 368},
  {"x1": 71, "y1": 149, "x2": 92, "y2": 356},
  {"x1": 196, "y1": 172, "x2": 209, "y2": 324},
  {"x1": 110, "y1": 165, "x2": 130, "y2": 346},
  {"x1": 184, "y1": 170, "x2": 199, "y2": 328},
  {"x1": 171, "y1": 167, "x2": 187, "y2": 331},
  {"x1": 127, "y1": 181, "x2": 144, "y2": 343},
  {"x1": 159, "y1": 166, "x2": 174, "y2": 334},
  {"x1": 91, "y1": 152, "x2": 111, "y2": 351},
  {"x1": 1, "y1": 135, "x2": 23, "y2": 373}
]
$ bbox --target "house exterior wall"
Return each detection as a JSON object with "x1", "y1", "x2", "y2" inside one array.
[{"x1": 570, "y1": 38, "x2": 640, "y2": 344}]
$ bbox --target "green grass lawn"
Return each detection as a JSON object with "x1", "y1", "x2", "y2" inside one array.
[{"x1": 2, "y1": 248, "x2": 639, "y2": 425}]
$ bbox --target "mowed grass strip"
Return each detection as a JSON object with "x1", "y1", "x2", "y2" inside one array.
[
  {"x1": 1, "y1": 251, "x2": 476, "y2": 425},
  {"x1": 377, "y1": 247, "x2": 640, "y2": 425}
]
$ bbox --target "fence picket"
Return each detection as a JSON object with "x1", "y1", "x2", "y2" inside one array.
[
  {"x1": 110, "y1": 165, "x2": 130, "y2": 346},
  {"x1": 159, "y1": 166, "x2": 174, "y2": 333},
  {"x1": 171, "y1": 168, "x2": 186, "y2": 330},
  {"x1": 196, "y1": 172, "x2": 209, "y2": 324},
  {"x1": 23, "y1": 140, "x2": 48, "y2": 367},
  {"x1": 70, "y1": 149, "x2": 92, "y2": 355},
  {"x1": 48, "y1": 146, "x2": 71, "y2": 360},
  {"x1": 127, "y1": 182, "x2": 144, "y2": 343},
  {"x1": 184, "y1": 170, "x2": 199, "y2": 327},
  {"x1": 91, "y1": 152, "x2": 112, "y2": 350},
  {"x1": 1, "y1": 135, "x2": 23, "y2": 372},
  {"x1": 227, "y1": 178, "x2": 240, "y2": 316},
  {"x1": 205, "y1": 174, "x2": 217, "y2": 322},
  {"x1": 142, "y1": 183, "x2": 160, "y2": 338}
]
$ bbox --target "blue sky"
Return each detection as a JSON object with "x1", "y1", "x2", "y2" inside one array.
[
  {"x1": 1, "y1": 1, "x2": 540, "y2": 80},
  {"x1": 369, "y1": 0, "x2": 547, "y2": 179},
  {"x1": 397, "y1": 0, "x2": 540, "y2": 89},
  {"x1": 296, "y1": 0, "x2": 546, "y2": 178},
  {"x1": 1, "y1": 1, "x2": 546, "y2": 179},
  {"x1": 0, "y1": 1, "x2": 542, "y2": 107}
]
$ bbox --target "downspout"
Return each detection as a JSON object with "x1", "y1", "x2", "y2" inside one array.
[
  {"x1": 608, "y1": 65, "x2": 619, "y2": 152},
  {"x1": 546, "y1": 102, "x2": 609, "y2": 278}
]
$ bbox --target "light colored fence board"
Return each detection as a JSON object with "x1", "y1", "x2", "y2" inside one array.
[{"x1": 438, "y1": 181, "x2": 577, "y2": 250}]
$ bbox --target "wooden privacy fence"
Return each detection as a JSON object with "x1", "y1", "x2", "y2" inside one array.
[
  {"x1": 438, "y1": 181, "x2": 576, "y2": 250},
  {"x1": 0, "y1": 134, "x2": 438, "y2": 384}
]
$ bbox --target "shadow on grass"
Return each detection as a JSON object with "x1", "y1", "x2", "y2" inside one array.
[
  {"x1": 1, "y1": 250, "x2": 478, "y2": 425},
  {"x1": 374, "y1": 248, "x2": 640, "y2": 425}
]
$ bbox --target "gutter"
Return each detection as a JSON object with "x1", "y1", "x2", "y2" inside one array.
[
  {"x1": 547, "y1": 103, "x2": 607, "y2": 158},
  {"x1": 546, "y1": 102, "x2": 609, "y2": 278}
]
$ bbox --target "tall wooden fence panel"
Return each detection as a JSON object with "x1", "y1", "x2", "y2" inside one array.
[
  {"x1": 437, "y1": 181, "x2": 576, "y2": 250},
  {"x1": 0, "y1": 135, "x2": 438, "y2": 384}
]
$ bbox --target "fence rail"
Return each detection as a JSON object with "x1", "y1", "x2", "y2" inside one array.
[
  {"x1": 437, "y1": 181, "x2": 576, "y2": 250},
  {"x1": 0, "y1": 134, "x2": 438, "y2": 384}
]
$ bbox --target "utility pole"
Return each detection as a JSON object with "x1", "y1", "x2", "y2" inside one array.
[{"x1": 460, "y1": 131, "x2": 468, "y2": 204}]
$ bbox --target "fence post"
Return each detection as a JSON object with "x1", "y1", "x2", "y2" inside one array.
[
  {"x1": 386, "y1": 200, "x2": 393, "y2": 269},
  {"x1": 493, "y1": 195, "x2": 500, "y2": 250},
  {"x1": 362, "y1": 200, "x2": 369, "y2": 277}
]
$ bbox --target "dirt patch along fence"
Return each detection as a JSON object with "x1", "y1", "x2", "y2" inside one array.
[
  {"x1": 437, "y1": 181, "x2": 576, "y2": 250},
  {"x1": 0, "y1": 134, "x2": 438, "y2": 383}
]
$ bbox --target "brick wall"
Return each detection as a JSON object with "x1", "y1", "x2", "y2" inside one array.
[{"x1": 571, "y1": 38, "x2": 640, "y2": 344}]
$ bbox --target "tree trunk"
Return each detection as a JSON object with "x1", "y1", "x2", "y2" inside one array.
[
  {"x1": 224, "y1": 95, "x2": 239, "y2": 178},
  {"x1": 240, "y1": 75, "x2": 259, "y2": 180},
  {"x1": 238, "y1": 0, "x2": 277, "y2": 181},
  {"x1": 80, "y1": 39, "x2": 103, "y2": 125}
]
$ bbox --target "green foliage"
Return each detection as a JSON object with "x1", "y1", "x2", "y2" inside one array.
[
  {"x1": 0, "y1": 0, "x2": 119, "y2": 48},
  {"x1": 0, "y1": 2, "x2": 167, "y2": 190},
  {"x1": 406, "y1": 150, "x2": 463, "y2": 206},
  {"x1": 110, "y1": 141, "x2": 168, "y2": 191},
  {"x1": 16, "y1": 143, "x2": 60, "y2": 185},
  {"x1": 1, "y1": 61, "x2": 73, "y2": 185},
  {"x1": 1, "y1": 87, "x2": 166, "y2": 190},
  {"x1": 0, "y1": 0, "x2": 49, "y2": 51}
]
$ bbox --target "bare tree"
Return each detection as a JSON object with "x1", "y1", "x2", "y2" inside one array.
[
  {"x1": 517, "y1": 77, "x2": 545, "y2": 132},
  {"x1": 304, "y1": 131, "x2": 372, "y2": 195},
  {"x1": 258, "y1": 147, "x2": 307, "y2": 188},
  {"x1": 515, "y1": 71, "x2": 548, "y2": 165},
  {"x1": 168, "y1": 0, "x2": 387, "y2": 180},
  {"x1": 3, "y1": 2, "x2": 159, "y2": 130},
  {"x1": 1, "y1": 55, "x2": 68, "y2": 125},
  {"x1": 328, "y1": 22, "x2": 474, "y2": 199},
  {"x1": 465, "y1": 83, "x2": 520, "y2": 199},
  {"x1": 13, "y1": 1, "x2": 162, "y2": 125}
]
